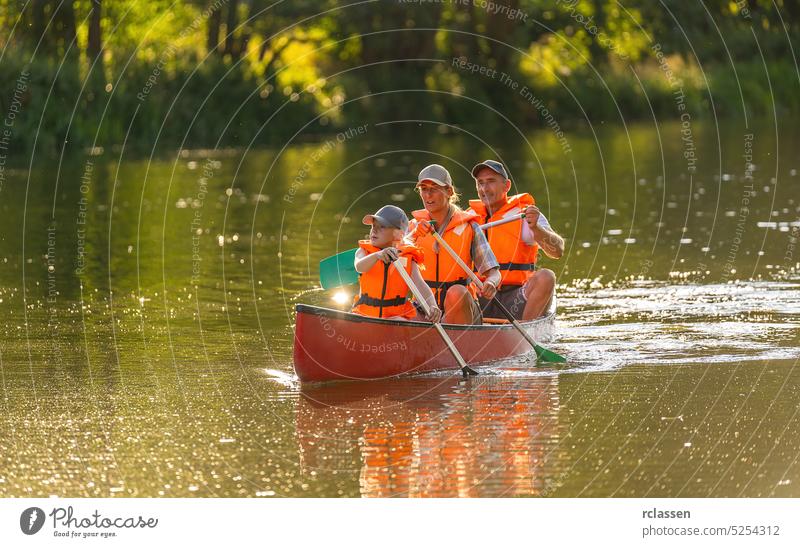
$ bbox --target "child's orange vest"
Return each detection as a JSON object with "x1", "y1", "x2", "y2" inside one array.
[{"x1": 352, "y1": 241, "x2": 424, "y2": 319}]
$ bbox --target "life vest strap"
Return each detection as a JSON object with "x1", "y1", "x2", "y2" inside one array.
[
  {"x1": 354, "y1": 294, "x2": 408, "y2": 308},
  {"x1": 424, "y1": 278, "x2": 468, "y2": 291},
  {"x1": 498, "y1": 262, "x2": 536, "y2": 271}
]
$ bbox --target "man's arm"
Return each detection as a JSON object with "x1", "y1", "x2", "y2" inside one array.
[
  {"x1": 470, "y1": 222, "x2": 501, "y2": 298},
  {"x1": 524, "y1": 206, "x2": 564, "y2": 259}
]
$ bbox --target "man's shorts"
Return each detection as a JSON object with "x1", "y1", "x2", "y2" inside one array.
[{"x1": 477, "y1": 283, "x2": 528, "y2": 320}]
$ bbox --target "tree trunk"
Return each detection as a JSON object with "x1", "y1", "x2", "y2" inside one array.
[
  {"x1": 58, "y1": 0, "x2": 78, "y2": 49},
  {"x1": 224, "y1": 0, "x2": 240, "y2": 57},
  {"x1": 87, "y1": 0, "x2": 102, "y2": 60},
  {"x1": 484, "y1": 0, "x2": 519, "y2": 74},
  {"x1": 31, "y1": 0, "x2": 47, "y2": 48},
  {"x1": 587, "y1": 0, "x2": 607, "y2": 65},
  {"x1": 234, "y1": 0, "x2": 253, "y2": 60},
  {"x1": 207, "y1": 0, "x2": 222, "y2": 54}
]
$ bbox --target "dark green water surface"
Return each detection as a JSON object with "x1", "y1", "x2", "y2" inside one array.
[{"x1": 1, "y1": 120, "x2": 799, "y2": 497}]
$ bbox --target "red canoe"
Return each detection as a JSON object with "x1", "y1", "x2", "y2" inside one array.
[{"x1": 292, "y1": 298, "x2": 556, "y2": 383}]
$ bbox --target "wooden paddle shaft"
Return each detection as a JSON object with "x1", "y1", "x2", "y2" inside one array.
[
  {"x1": 390, "y1": 257, "x2": 431, "y2": 316},
  {"x1": 478, "y1": 212, "x2": 525, "y2": 231},
  {"x1": 390, "y1": 259, "x2": 471, "y2": 371},
  {"x1": 432, "y1": 323, "x2": 469, "y2": 370}
]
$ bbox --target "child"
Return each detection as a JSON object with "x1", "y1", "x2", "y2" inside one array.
[{"x1": 353, "y1": 205, "x2": 442, "y2": 322}]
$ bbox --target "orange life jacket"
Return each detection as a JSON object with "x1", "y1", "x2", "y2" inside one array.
[
  {"x1": 410, "y1": 208, "x2": 478, "y2": 309},
  {"x1": 352, "y1": 241, "x2": 423, "y2": 319},
  {"x1": 468, "y1": 193, "x2": 538, "y2": 287}
]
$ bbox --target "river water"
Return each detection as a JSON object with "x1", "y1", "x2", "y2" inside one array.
[{"x1": 1, "y1": 120, "x2": 798, "y2": 497}]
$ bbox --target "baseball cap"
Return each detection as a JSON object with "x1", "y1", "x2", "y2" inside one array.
[
  {"x1": 362, "y1": 205, "x2": 409, "y2": 232},
  {"x1": 471, "y1": 159, "x2": 509, "y2": 180},
  {"x1": 416, "y1": 164, "x2": 453, "y2": 188}
]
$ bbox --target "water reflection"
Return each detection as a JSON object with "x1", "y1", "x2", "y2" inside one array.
[{"x1": 297, "y1": 376, "x2": 561, "y2": 497}]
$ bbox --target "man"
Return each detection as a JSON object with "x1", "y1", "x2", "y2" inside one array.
[
  {"x1": 408, "y1": 164, "x2": 502, "y2": 325},
  {"x1": 467, "y1": 160, "x2": 564, "y2": 320}
]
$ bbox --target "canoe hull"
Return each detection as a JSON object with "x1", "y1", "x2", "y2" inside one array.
[{"x1": 292, "y1": 299, "x2": 556, "y2": 383}]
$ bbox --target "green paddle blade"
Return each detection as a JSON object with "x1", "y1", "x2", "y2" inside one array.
[
  {"x1": 319, "y1": 248, "x2": 359, "y2": 289},
  {"x1": 534, "y1": 344, "x2": 567, "y2": 363}
]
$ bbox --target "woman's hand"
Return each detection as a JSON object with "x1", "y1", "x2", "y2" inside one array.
[
  {"x1": 425, "y1": 305, "x2": 443, "y2": 323},
  {"x1": 409, "y1": 220, "x2": 433, "y2": 240},
  {"x1": 480, "y1": 268, "x2": 501, "y2": 299},
  {"x1": 480, "y1": 278, "x2": 498, "y2": 300},
  {"x1": 378, "y1": 247, "x2": 400, "y2": 264}
]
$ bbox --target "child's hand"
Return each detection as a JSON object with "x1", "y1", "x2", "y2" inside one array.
[
  {"x1": 379, "y1": 247, "x2": 400, "y2": 263},
  {"x1": 425, "y1": 305, "x2": 442, "y2": 323}
]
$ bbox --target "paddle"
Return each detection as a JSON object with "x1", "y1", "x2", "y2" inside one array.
[
  {"x1": 477, "y1": 212, "x2": 525, "y2": 231},
  {"x1": 319, "y1": 248, "x2": 358, "y2": 290},
  {"x1": 389, "y1": 255, "x2": 479, "y2": 378},
  {"x1": 318, "y1": 214, "x2": 525, "y2": 289},
  {"x1": 427, "y1": 222, "x2": 566, "y2": 364}
]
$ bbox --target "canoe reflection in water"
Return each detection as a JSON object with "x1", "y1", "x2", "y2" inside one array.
[{"x1": 296, "y1": 375, "x2": 562, "y2": 497}]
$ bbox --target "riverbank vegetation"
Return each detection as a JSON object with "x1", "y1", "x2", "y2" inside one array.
[{"x1": 1, "y1": 0, "x2": 798, "y2": 157}]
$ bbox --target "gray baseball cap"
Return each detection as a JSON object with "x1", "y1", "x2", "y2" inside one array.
[
  {"x1": 362, "y1": 204, "x2": 409, "y2": 232},
  {"x1": 472, "y1": 159, "x2": 509, "y2": 179},
  {"x1": 417, "y1": 164, "x2": 453, "y2": 187}
]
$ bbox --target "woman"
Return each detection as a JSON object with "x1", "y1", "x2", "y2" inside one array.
[{"x1": 407, "y1": 164, "x2": 501, "y2": 324}]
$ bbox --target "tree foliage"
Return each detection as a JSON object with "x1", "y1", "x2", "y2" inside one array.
[{"x1": 1, "y1": 0, "x2": 798, "y2": 155}]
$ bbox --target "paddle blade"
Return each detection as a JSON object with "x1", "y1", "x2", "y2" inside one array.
[
  {"x1": 534, "y1": 344, "x2": 567, "y2": 363},
  {"x1": 319, "y1": 248, "x2": 359, "y2": 289}
]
